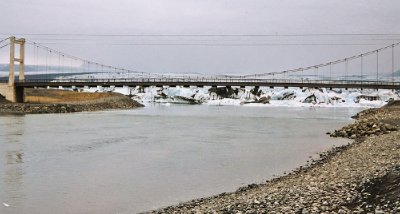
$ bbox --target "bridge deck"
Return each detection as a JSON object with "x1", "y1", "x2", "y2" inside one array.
[{"x1": 8, "y1": 78, "x2": 400, "y2": 89}]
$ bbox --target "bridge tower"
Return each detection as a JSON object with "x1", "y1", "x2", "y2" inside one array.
[
  {"x1": 0, "y1": 36, "x2": 25, "y2": 102},
  {"x1": 9, "y1": 36, "x2": 26, "y2": 85}
]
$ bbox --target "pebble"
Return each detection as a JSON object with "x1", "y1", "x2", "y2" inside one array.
[
  {"x1": 0, "y1": 96, "x2": 143, "y2": 114},
  {"x1": 147, "y1": 104, "x2": 400, "y2": 213}
]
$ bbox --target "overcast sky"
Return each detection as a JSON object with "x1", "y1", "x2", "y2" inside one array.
[{"x1": 1, "y1": 0, "x2": 400, "y2": 75}]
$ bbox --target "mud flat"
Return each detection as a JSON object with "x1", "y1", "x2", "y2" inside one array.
[
  {"x1": 0, "y1": 88, "x2": 143, "y2": 114},
  {"x1": 147, "y1": 102, "x2": 400, "y2": 213}
]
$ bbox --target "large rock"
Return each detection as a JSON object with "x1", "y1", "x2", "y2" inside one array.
[{"x1": 329, "y1": 118, "x2": 398, "y2": 138}]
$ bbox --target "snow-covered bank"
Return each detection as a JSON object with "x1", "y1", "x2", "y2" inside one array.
[{"x1": 77, "y1": 85, "x2": 398, "y2": 108}]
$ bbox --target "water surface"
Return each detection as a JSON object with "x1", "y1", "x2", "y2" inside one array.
[{"x1": 0, "y1": 105, "x2": 360, "y2": 213}]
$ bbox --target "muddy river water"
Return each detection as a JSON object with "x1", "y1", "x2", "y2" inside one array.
[{"x1": 0, "y1": 105, "x2": 360, "y2": 213}]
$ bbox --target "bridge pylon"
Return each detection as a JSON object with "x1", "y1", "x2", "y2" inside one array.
[
  {"x1": 0, "y1": 36, "x2": 25, "y2": 102},
  {"x1": 9, "y1": 36, "x2": 25, "y2": 86}
]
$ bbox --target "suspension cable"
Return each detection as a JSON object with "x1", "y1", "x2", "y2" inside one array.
[
  {"x1": 392, "y1": 45, "x2": 395, "y2": 82},
  {"x1": 0, "y1": 43, "x2": 9, "y2": 49},
  {"x1": 360, "y1": 54, "x2": 363, "y2": 80},
  {"x1": 0, "y1": 37, "x2": 10, "y2": 44},
  {"x1": 25, "y1": 40, "x2": 142, "y2": 75},
  {"x1": 376, "y1": 50, "x2": 379, "y2": 82},
  {"x1": 237, "y1": 41, "x2": 400, "y2": 78},
  {"x1": 20, "y1": 38, "x2": 400, "y2": 81}
]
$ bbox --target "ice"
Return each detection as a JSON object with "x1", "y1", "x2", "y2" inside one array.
[
  {"x1": 76, "y1": 85, "x2": 399, "y2": 108},
  {"x1": 207, "y1": 99, "x2": 242, "y2": 106},
  {"x1": 113, "y1": 86, "x2": 131, "y2": 95},
  {"x1": 11, "y1": 69, "x2": 398, "y2": 108}
]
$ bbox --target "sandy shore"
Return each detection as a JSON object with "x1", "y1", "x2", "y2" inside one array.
[
  {"x1": 147, "y1": 102, "x2": 400, "y2": 213},
  {"x1": 0, "y1": 89, "x2": 143, "y2": 114}
]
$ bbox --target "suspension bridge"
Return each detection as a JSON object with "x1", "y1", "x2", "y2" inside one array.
[{"x1": 0, "y1": 35, "x2": 399, "y2": 102}]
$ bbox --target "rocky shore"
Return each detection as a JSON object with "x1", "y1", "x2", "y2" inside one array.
[
  {"x1": 147, "y1": 102, "x2": 400, "y2": 213},
  {"x1": 328, "y1": 108, "x2": 398, "y2": 139},
  {"x1": 0, "y1": 90, "x2": 143, "y2": 114}
]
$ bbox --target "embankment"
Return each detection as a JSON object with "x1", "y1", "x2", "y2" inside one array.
[
  {"x1": 147, "y1": 102, "x2": 400, "y2": 213},
  {"x1": 0, "y1": 88, "x2": 143, "y2": 114}
]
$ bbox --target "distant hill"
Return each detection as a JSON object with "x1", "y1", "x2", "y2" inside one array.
[
  {"x1": 0, "y1": 63, "x2": 99, "y2": 80},
  {"x1": 0, "y1": 63, "x2": 66, "y2": 72}
]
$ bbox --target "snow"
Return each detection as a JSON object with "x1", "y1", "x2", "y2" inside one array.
[{"x1": 71, "y1": 85, "x2": 399, "y2": 108}]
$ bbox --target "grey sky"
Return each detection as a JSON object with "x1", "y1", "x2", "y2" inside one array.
[{"x1": 1, "y1": 0, "x2": 400, "y2": 75}]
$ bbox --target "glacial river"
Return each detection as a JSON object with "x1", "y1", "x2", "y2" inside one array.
[{"x1": 0, "y1": 105, "x2": 361, "y2": 213}]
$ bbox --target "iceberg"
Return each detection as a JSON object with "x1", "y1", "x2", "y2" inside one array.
[{"x1": 77, "y1": 85, "x2": 399, "y2": 108}]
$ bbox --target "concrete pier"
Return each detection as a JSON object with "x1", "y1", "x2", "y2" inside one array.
[
  {"x1": 0, "y1": 36, "x2": 25, "y2": 102},
  {"x1": 0, "y1": 84, "x2": 24, "y2": 102}
]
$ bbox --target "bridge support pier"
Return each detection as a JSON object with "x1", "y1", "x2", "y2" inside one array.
[
  {"x1": 0, "y1": 84, "x2": 24, "y2": 103},
  {"x1": 0, "y1": 37, "x2": 25, "y2": 103}
]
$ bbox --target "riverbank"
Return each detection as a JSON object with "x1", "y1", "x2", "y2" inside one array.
[
  {"x1": 0, "y1": 89, "x2": 143, "y2": 114},
  {"x1": 147, "y1": 102, "x2": 400, "y2": 213}
]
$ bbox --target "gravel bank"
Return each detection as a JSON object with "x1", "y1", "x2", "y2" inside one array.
[
  {"x1": 147, "y1": 103, "x2": 400, "y2": 213},
  {"x1": 0, "y1": 90, "x2": 143, "y2": 114}
]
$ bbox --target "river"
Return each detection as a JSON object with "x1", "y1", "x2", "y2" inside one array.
[{"x1": 0, "y1": 105, "x2": 361, "y2": 213}]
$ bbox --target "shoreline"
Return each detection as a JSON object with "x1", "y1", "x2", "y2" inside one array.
[
  {"x1": 146, "y1": 102, "x2": 400, "y2": 213},
  {"x1": 0, "y1": 89, "x2": 143, "y2": 114}
]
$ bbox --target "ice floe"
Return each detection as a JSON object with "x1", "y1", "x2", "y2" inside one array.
[{"x1": 74, "y1": 85, "x2": 400, "y2": 108}]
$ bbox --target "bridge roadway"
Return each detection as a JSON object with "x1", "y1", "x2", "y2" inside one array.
[{"x1": 9, "y1": 78, "x2": 400, "y2": 90}]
